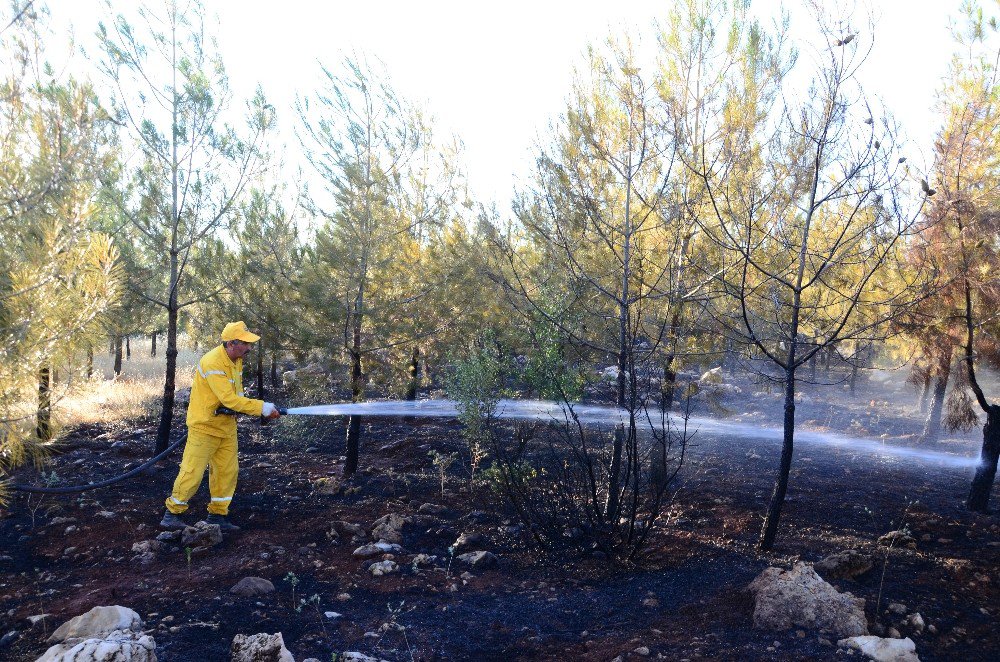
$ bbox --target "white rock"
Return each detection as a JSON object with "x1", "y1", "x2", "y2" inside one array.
[
  {"x1": 352, "y1": 542, "x2": 403, "y2": 558},
  {"x1": 324, "y1": 612, "x2": 342, "y2": 620},
  {"x1": 368, "y1": 560, "x2": 399, "y2": 576},
  {"x1": 747, "y1": 562, "x2": 868, "y2": 638},
  {"x1": 341, "y1": 653, "x2": 389, "y2": 662},
  {"x1": 230, "y1": 632, "x2": 294, "y2": 662},
  {"x1": 36, "y1": 629, "x2": 156, "y2": 662},
  {"x1": 47, "y1": 606, "x2": 143, "y2": 643},
  {"x1": 838, "y1": 635, "x2": 920, "y2": 662},
  {"x1": 371, "y1": 513, "x2": 408, "y2": 544},
  {"x1": 699, "y1": 367, "x2": 723, "y2": 384},
  {"x1": 457, "y1": 550, "x2": 498, "y2": 569}
]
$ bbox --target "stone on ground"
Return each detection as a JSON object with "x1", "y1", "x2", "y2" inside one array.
[
  {"x1": 47, "y1": 606, "x2": 143, "y2": 643},
  {"x1": 230, "y1": 577, "x2": 276, "y2": 597},
  {"x1": 748, "y1": 562, "x2": 868, "y2": 638},
  {"x1": 837, "y1": 635, "x2": 920, "y2": 662},
  {"x1": 230, "y1": 632, "x2": 295, "y2": 662},
  {"x1": 36, "y1": 630, "x2": 156, "y2": 662}
]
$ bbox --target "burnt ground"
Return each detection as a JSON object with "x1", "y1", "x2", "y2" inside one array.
[{"x1": 1, "y1": 370, "x2": 998, "y2": 661}]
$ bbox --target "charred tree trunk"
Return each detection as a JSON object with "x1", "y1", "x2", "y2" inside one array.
[
  {"x1": 760, "y1": 363, "x2": 796, "y2": 551},
  {"x1": 86, "y1": 344, "x2": 94, "y2": 379},
  {"x1": 36, "y1": 364, "x2": 51, "y2": 441},
  {"x1": 113, "y1": 336, "x2": 124, "y2": 376},
  {"x1": 125, "y1": 335, "x2": 131, "y2": 360},
  {"x1": 404, "y1": 346, "x2": 420, "y2": 401},
  {"x1": 154, "y1": 296, "x2": 178, "y2": 456},
  {"x1": 344, "y1": 346, "x2": 363, "y2": 475},
  {"x1": 662, "y1": 359, "x2": 677, "y2": 411},
  {"x1": 922, "y1": 348, "x2": 952, "y2": 441},
  {"x1": 151, "y1": 332, "x2": 157, "y2": 357},
  {"x1": 968, "y1": 405, "x2": 1000, "y2": 512},
  {"x1": 270, "y1": 352, "x2": 278, "y2": 388}
]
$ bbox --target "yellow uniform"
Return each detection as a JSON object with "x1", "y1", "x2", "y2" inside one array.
[{"x1": 165, "y1": 344, "x2": 264, "y2": 516}]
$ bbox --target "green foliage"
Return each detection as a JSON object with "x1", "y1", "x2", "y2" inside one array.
[
  {"x1": 447, "y1": 332, "x2": 510, "y2": 480},
  {"x1": 521, "y1": 318, "x2": 584, "y2": 402},
  {"x1": 427, "y1": 450, "x2": 458, "y2": 497},
  {"x1": 0, "y1": 6, "x2": 120, "y2": 496}
]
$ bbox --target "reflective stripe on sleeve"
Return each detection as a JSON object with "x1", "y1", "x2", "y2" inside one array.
[{"x1": 197, "y1": 366, "x2": 227, "y2": 379}]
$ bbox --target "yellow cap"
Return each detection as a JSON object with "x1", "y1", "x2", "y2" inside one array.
[{"x1": 221, "y1": 321, "x2": 260, "y2": 343}]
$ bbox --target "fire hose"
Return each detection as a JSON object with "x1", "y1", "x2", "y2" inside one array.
[
  {"x1": 8, "y1": 406, "x2": 288, "y2": 495},
  {"x1": 9, "y1": 432, "x2": 188, "y2": 494}
]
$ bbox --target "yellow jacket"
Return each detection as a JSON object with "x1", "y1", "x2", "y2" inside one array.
[{"x1": 186, "y1": 344, "x2": 264, "y2": 437}]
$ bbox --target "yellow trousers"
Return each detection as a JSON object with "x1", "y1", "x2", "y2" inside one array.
[{"x1": 165, "y1": 429, "x2": 239, "y2": 516}]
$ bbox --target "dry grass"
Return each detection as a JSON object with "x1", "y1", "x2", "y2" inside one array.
[{"x1": 55, "y1": 337, "x2": 200, "y2": 430}]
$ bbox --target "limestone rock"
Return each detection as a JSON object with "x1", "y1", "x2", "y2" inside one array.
[
  {"x1": 48, "y1": 606, "x2": 143, "y2": 643},
  {"x1": 341, "y1": 653, "x2": 388, "y2": 662},
  {"x1": 411, "y1": 554, "x2": 437, "y2": 569},
  {"x1": 699, "y1": 367, "x2": 723, "y2": 384},
  {"x1": 815, "y1": 550, "x2": 874, "y2": 580},
  {"x1": 457, "y1": 550, "x2": 497, "y2": 569},
  {"x1": 452, "y1": 532, "x2": 486, "y2": 552},
  {"x1": 371, "y1": 513, "x2": 408, "y2": 544},
  {"x1": 36, "y1": 630, "x2": 156, "y2": 662},
  {"x1": 747, "y1": 562, "x2": 868, "y2": 638},
  {"x1": 837, "y1": 635, "x2": 920, "y2": 662},
  {"x1": 230, "y1": 632, "x2": 295, "y2": 662},
  {"x1": 181, "y1": 521, "x2": 223, "y2": 548},
  {"x1": 353, "y1": 542, "x2": 404, "y2": 558},
  {"x1": 230, "y1": 577, "x2": 276, "y2": 597},
  {"x1": 368, "y1": 560, "x2": 399, "y2": 576}
]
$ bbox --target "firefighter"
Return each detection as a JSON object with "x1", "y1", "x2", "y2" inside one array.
[{"x1": 160, "y1": 321, "x2": 281, "y2": 531}]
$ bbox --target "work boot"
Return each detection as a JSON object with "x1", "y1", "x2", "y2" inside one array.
[
  {"x1": 159, "y1": 510, "x2": 188, "y2": 530},
  {"x1": 206, "y1": 514, "x2": 240, "y2": 532}
]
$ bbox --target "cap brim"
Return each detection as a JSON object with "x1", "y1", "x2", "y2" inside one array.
[{"x1": 236, "y1": 331, "x2": 260, "y2": 343}]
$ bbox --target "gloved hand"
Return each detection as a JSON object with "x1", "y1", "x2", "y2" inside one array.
[{"x1": 261, "y1": 402, "x2": 281, "y2": 419}]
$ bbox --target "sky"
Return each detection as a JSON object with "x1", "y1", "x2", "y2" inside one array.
[{"x1": 46, "y1": 0, "x2": 964, "y2": 207}]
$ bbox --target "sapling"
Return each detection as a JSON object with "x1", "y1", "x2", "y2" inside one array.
[
  {"x1": 428, "y1": 450, "x2": 457, "y2": 497},
  {"x1": 284, "y1": 571, "x2": 299, "y2": 608}
]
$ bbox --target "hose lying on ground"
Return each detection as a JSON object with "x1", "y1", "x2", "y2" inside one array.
[{"x1": 8, "y1": 433, "x2": 187, "y2": 494}]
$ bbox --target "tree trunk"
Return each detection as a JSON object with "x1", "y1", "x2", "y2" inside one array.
[
  {"x1": 125, "y1": 335, "x2": 131, "y2": 360},
  {"x1": 113, "y1": 335, "x2": 123, "y2": 376},
  {"x1": 36, "y1": 364, "x2": 51, "y2": 441},
  {"x1": 921, "y1": 348, "x2": 952, "y2": 442},
  {"x1": 968, "y1": 404, "x2": 1000, "y2": 512},
  {"x1": 344, "y1": 346, "x2": 363, "y2": 475},
  {"x1": 270, "y1": 352, "x2": 278, "y2": 388},
  {"x1": 849, "y1": 361, "x2": 859, "y2": 395},
  {"x1": 662, "y1": 358, "x2": 677, "y2": 411},
  {"x1": 404, "y1": 345, "x2": 420, "y2": 401},
  {"x1": 86, "y1": 344, "x2": 93, "y2": 379},
  {"x1": 918, "y1": 374, "x2": 932, "y2": 413},
  {"x1": 760, "y1": 365, "x2": 796, "y2": 551},
  {"x1": 151, "y1": 332, "x2": 157, "y2": 357},
  {"x1": 155, "y1": 298, "x2": 178, "y2": 456}
]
